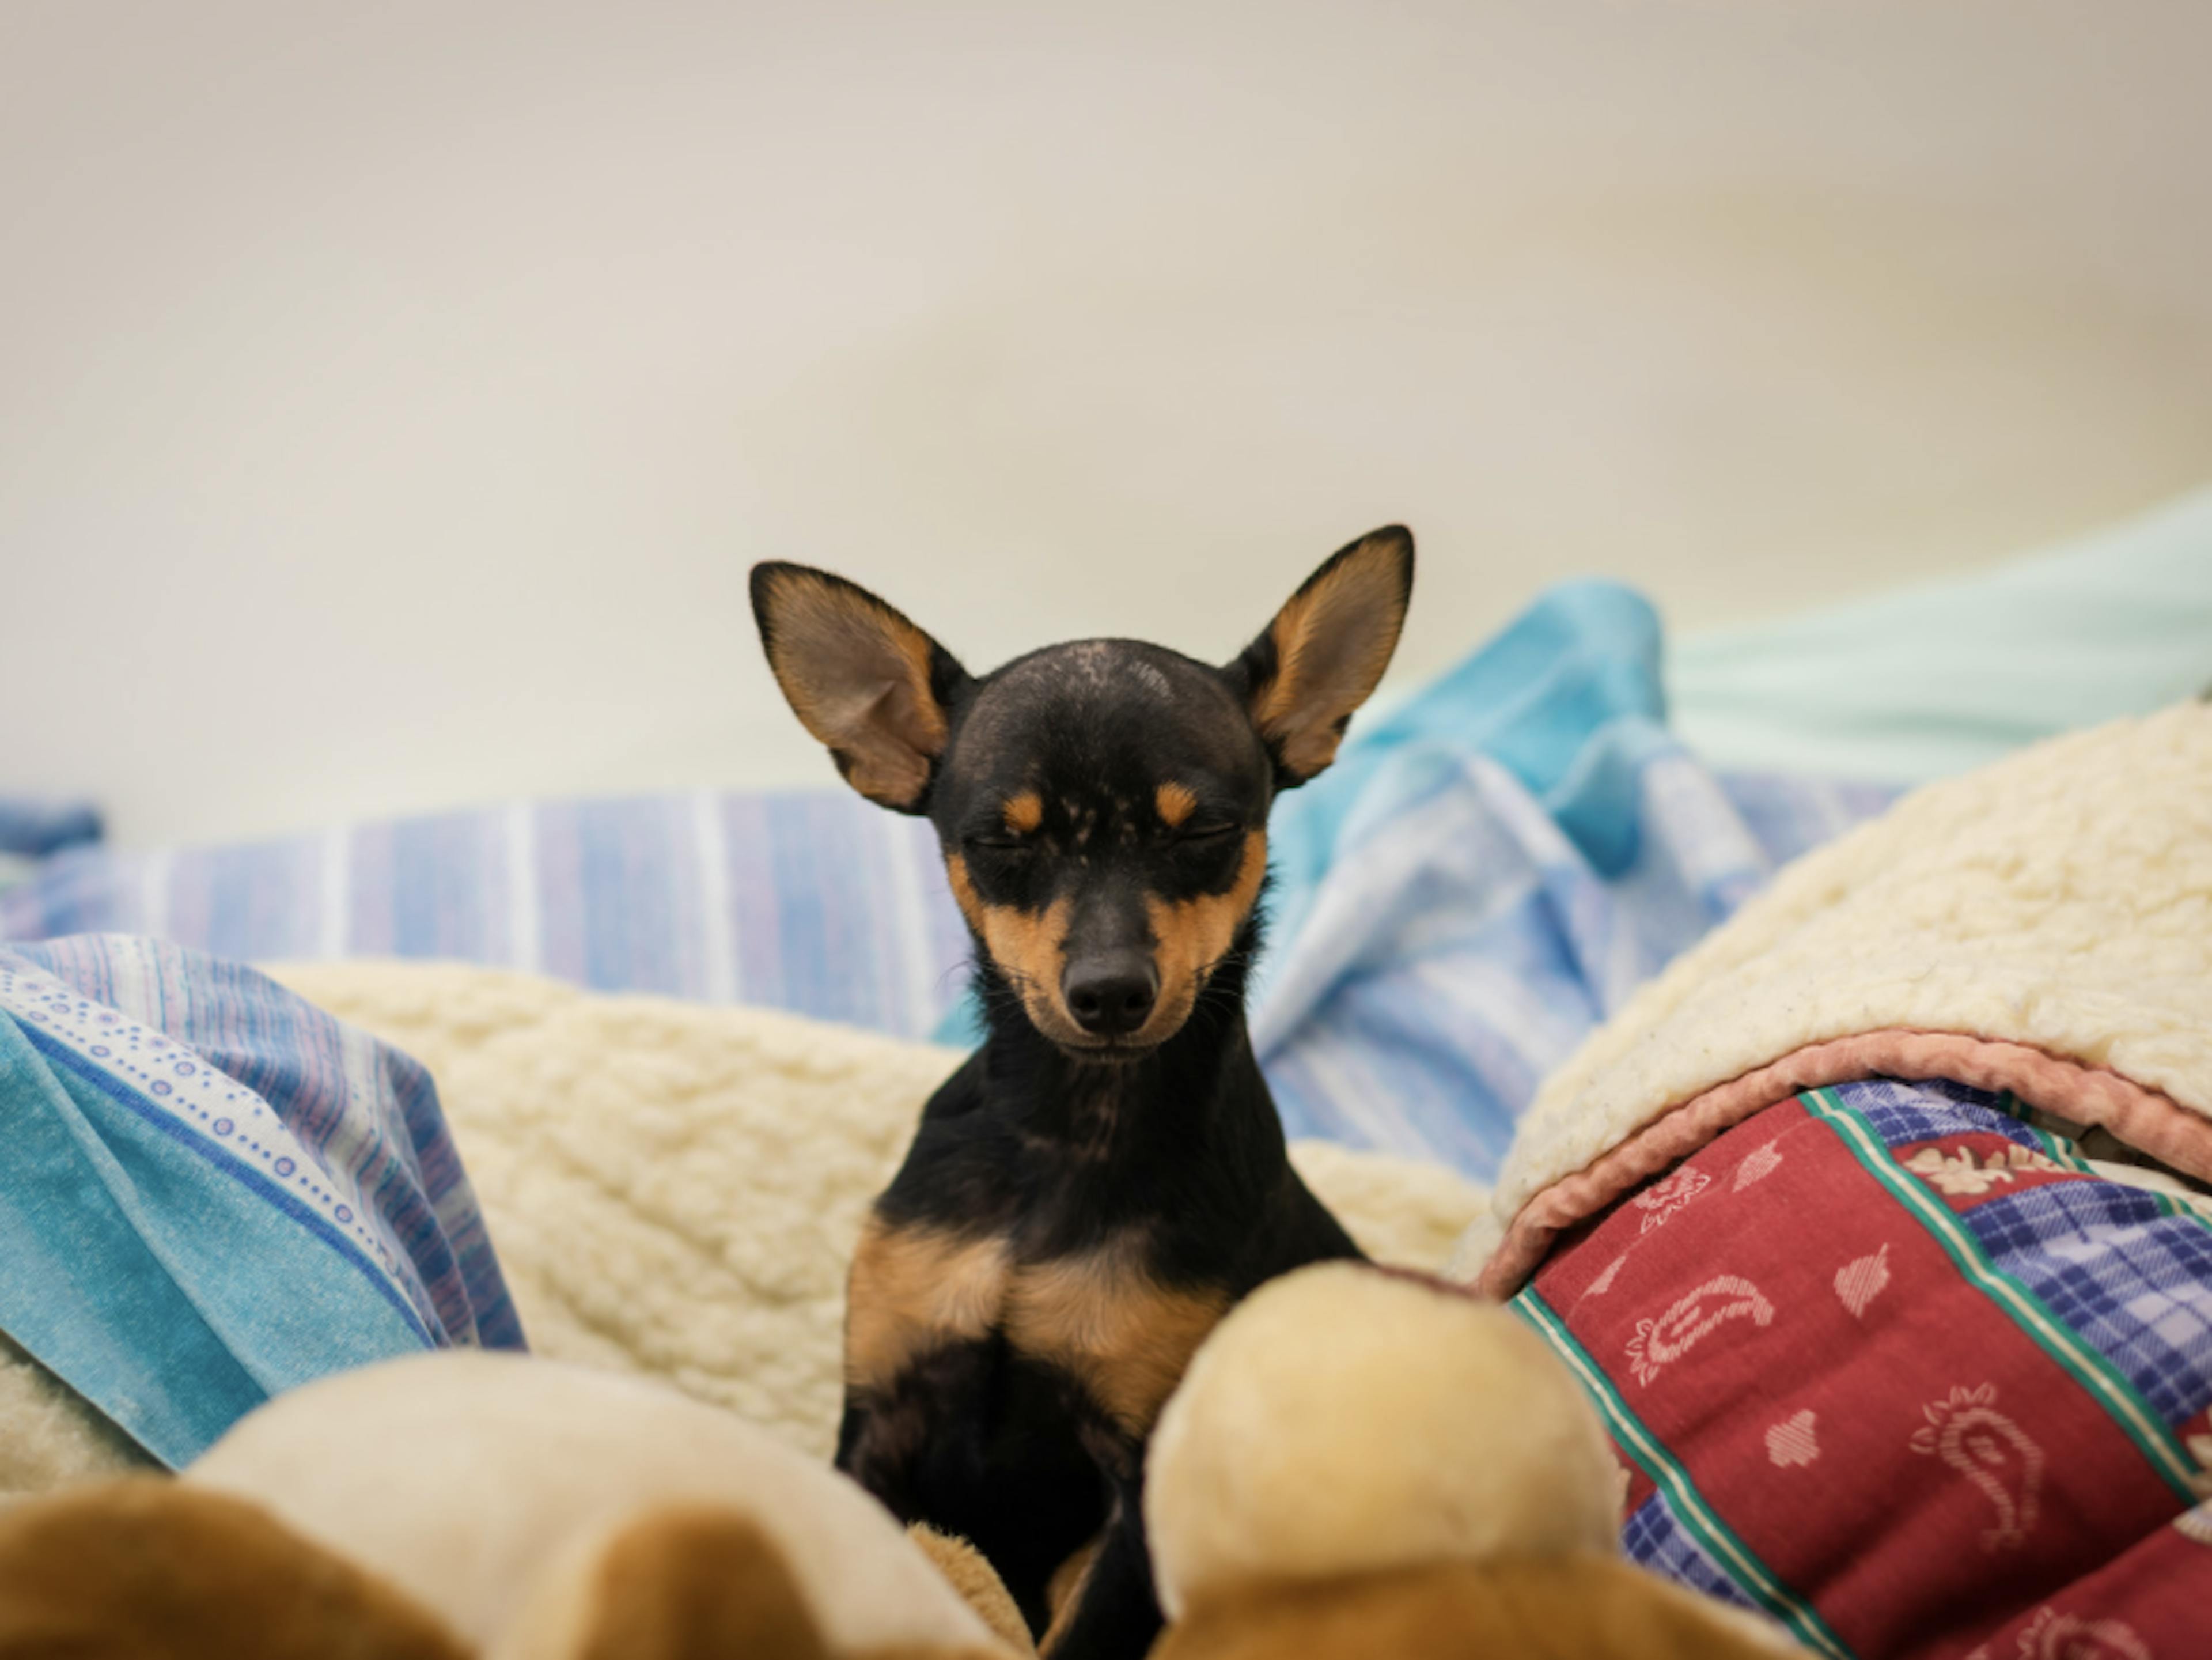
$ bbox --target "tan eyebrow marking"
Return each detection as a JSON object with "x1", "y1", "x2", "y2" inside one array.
[
  {"x1": 1154, "y1": 782, "x2": 1198, "y2": 829},
  {"x1": 1002, "y1": 791, "x2": 1044, "y2": 835}
]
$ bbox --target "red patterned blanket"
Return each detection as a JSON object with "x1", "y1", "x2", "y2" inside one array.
[{"x1": 1513, "y1": 1079, "x2": 2212, "y2": 1660}]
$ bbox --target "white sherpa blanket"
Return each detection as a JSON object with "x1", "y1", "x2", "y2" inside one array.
[
  {"x1": 4, "y1": 965, "x2": 1483, "y2": 1495},
  {"x1": 1452, "y1": 701, "x2": 2212, "y2": 1295}
]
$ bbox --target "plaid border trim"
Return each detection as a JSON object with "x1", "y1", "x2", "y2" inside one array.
[
  {"x1": 1847, "y1": 1076, "x2": 2043, "y2": 1152},
  {"x1": 1623, "y1": 1490, "x2": 1762, "y2": 1613},
  {"x1": 1805, "y1": 1087, "x2": 2201, "y2": 1503},
  {"x1": 1966, "y1": 1181, "x2": 2212, "y2": 1427},
  {"x1": 1997, "y1": 1105, "x2": 2101, "y2": 1173},
  {"x1": 1511, "y1": 1286, "x2": 1854, "y2": 1660},
  {"x1": 1983, "y1": 1092, "x2": 2212, "y2": 1232}
]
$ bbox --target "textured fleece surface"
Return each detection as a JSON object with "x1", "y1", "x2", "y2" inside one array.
[
  {"x1": 0, "y1": 1334, "x2": 156, "y2": 1502},
  {"x1": 1451, "y1": 701, "x2": 2212, "y2": 1284},
  {"x1": 0, "y1": 962, "x2": 1486, "y2": 1494}
]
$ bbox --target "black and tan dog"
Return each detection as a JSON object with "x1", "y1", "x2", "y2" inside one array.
[{"x1": 749, "y1": 528, "x2": 1415, "y2": 1660}]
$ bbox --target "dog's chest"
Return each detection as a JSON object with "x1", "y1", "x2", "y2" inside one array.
[{"x1": 846, "y1": 1216, "x2": 1227, "y2": 1438}]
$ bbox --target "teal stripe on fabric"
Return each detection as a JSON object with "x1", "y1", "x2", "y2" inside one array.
[
  {"x1": 1511, "y1": 1287, "x2": 1854, "y2": 1660},
  {"x1": 1805, "y1": 1088, "x2": 2200, "y2": 1503},
  {"x1": 0, "y1": 1014, "x2": 432, "y2": 1469},
  {"x1": 0, "y1": 1016, "x2": 262, "y2": 1465},
  {"x1": 1989, "y1": 1092, "x2": 2205, "y2": 1228},
  {"x1": 2021, "y1": 1123, "x2": 2095, "y2": 1175},
  {"x1": 1984, "y1": 1092, "x2": 2089, "y2": 1171},
  {"x1": 26, "y1": 1031, "x2": 435, "y2": 1344}
]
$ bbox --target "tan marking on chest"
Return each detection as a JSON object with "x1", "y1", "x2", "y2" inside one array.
[
  {"x1": 1004, "y1": 1244, "x2": 1230, "y2": 1438},
  {"x1": 844, "y1": 1220, "x2": 1229, "y2": 1440},
  {"x1": 844, "y1": 1217, "x2": 1012, "y2": 1393}
]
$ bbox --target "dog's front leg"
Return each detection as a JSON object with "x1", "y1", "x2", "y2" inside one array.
[
  {"x1": 838, "y1": 1204, "x2": 1010, "y2": 1520},
  {"x1": 835, "y1": 1337, "x2": 993, "y2": 1526},
  {"x1": 834, "y1": 1387, "x2": 930, "y2": 1521},
  {"x1": 838, "y1": 1344, "x2": 1108, "y2": 1640}
]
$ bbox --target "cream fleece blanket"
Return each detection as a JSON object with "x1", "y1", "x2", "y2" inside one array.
[
  {"x1": 3, "y1": 965, "x2": 1483, "y2": 1496},
  {"x1": 1453, "y1": 701, "x2": 2212, "y2": 1294}
]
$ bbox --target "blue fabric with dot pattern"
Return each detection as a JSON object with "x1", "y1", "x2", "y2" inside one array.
[{"x1": 0, "y1": 938, "x2": 521, "y2": 1468}]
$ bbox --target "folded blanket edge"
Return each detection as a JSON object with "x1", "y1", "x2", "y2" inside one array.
[{"x1": 1451, "y1": 700, "x2": 2212, "y2": 1293}]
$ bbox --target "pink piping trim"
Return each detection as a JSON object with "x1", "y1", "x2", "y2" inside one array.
[{"x1": 1475, "y1": 1030, "x2": 2212, "y2": 1300}]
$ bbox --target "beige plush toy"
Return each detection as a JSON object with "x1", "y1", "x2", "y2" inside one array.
[
  {"x1": 1139, "y1": 1262, "x2": 1810, "y2": 1660},
  {"x1": 0, "y1": 1269, "x2": 1809, "y2": 1659},
  {"x1": 0, "y1": 1352, "x2": 1025, "y2": 1660}
]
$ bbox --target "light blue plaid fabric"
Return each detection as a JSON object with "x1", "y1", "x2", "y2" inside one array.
[
  {"x1": 4, "y1": 793, "x2": 968, "y2": 1042},
  {"x1": 0, "y1": 936, "x2": 521, "y2": 1467},
  {"x1": 1238, "y1": 584, "x2": 1889, "y2": 1179}
]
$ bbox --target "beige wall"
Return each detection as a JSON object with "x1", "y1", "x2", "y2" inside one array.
[{"x1": 5, "y1": 1, "x2": 2210, "y2": 847}]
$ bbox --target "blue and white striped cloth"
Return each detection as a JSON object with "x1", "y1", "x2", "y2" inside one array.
[
  {"x1": 1243, "y1": 583, "x2": 1893, "y2": 1178},
  {"x1": 1, "y1": 583, "x2": 1895, "y2": 1183},
  {"x1": 0, "y1": 934, "x2": 521, "y2": 1467},
  {"x1": 3, "y1": 794, "x2": 969, "y2": 1041}
]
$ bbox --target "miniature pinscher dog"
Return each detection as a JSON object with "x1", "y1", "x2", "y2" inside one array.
[{"x1": 749, "y1": 528, "x2": 1415, "y2": 1659}]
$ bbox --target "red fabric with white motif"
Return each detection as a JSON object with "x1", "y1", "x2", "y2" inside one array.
[{"x1": 1530, "y1": 1089, "x2": 2212, "y2": 1659}]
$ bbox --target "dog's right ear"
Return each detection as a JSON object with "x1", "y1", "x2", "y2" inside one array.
[{"x1": 750, "y1": 564, "x2": 971, "y2": 815}]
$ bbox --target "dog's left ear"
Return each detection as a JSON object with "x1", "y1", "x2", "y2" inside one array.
[
  {"x1": 1228, "y1": 527, "x2": 1414, "y2": 787},
  {"x1": 751, "y1": 564, "x2": 971, "y2": 815}
]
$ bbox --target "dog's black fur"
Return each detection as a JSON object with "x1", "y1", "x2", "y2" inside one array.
[{"x1": 749, "y1": 528, "x2": 1414, "y2": 1659}]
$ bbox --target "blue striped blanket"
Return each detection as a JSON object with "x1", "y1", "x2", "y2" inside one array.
[
  {"x1": 0, "y1": 935, "x2": 521, "y2": 1468},
  {"x1": 1, "y1": 582, "x2": 1892, "y2": 1182}
]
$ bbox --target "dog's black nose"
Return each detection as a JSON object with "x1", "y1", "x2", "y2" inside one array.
[{"x1": 1063, "y1": 954, "x2": 1159, "y2": 1038}]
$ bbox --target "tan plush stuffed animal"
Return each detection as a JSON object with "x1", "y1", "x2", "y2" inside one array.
[
  {"x1": 0, "y1": 1269, "x2": 1806, "y2": 1659},
  {"x1": 1139, "y1": 1262, "x2": 1810, "y2": 1660},
  {"x1": 0, "y1": 1352, "x2": 1024, "y2": 1660}
]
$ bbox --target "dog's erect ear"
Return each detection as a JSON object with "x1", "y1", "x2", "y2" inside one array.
[
  {"x1": 1228, "y1": 527, "x2": 1414, "y2": 787},
  {"x1": 751, "y1": 564, "x2": 971, "y2": 815}
]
